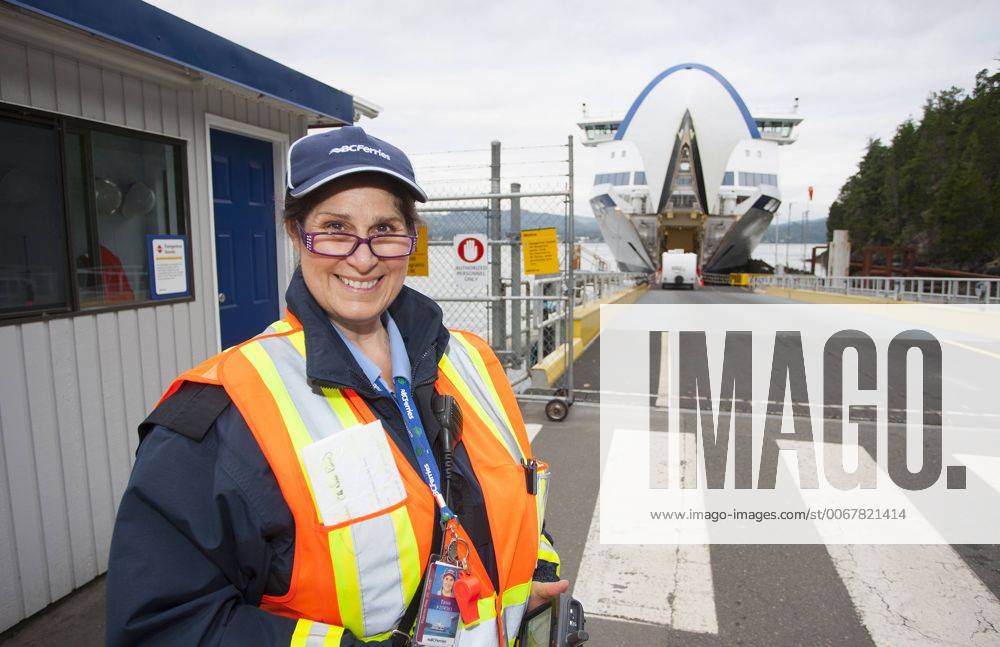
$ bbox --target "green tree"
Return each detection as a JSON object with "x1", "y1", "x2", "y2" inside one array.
[{"x1": 828, "y1": 68, "x2": 1000, "y2": 273}]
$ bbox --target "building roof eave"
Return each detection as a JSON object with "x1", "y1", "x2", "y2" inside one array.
[{"x1": 7, "y1": 0, "x2": 357, "y2": 125}]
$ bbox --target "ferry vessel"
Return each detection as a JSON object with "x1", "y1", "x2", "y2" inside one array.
[{"x1": 578, "y1": 63, "x2": 802, "y2": 273}]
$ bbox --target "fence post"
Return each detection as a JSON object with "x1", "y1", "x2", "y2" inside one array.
[
  {"x1": 565, "y1": 135, "x2": 575, "y2": 402},
  {"x1": 510, "y1": 183, "x2": 522, "y2": 367},
  {"x1": 489, "y1": 141, "x2": 504, "y2": 351}
]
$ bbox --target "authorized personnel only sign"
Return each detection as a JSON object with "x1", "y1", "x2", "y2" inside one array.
[
  {"x1": 453, "y1": 233, "x2": 487, "y2": 293},
  {"x1": 521, "y1": 227, "x2": 560, "y2": 275}
]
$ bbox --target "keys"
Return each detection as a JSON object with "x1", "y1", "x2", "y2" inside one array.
[{"x1": 446, "y1": 539, "x2": 461, "y2": 566}]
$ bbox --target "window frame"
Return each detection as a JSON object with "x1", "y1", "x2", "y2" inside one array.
[{"x1": 0, "y1": 102, "x2": 194, "y2": 326}]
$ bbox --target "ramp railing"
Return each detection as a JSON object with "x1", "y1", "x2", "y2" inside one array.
[{"x1": 749, "y1": 274, "x2": 1000, "y2": 304}]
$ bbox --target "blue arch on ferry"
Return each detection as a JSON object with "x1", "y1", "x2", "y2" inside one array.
[{"x1": 614, "y1": 63, "x2": 761, "y2": 140}]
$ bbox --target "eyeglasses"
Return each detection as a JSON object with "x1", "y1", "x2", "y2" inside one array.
[{"x1": 297, "y1": 223, "x2": 417, "y2": 259}]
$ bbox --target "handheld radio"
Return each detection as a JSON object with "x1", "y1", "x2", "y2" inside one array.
[{"x1": 516, "y1": 592, "x2": 589, "y2": 647}]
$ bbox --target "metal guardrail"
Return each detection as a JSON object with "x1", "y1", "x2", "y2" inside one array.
[
  {"x1": 519, "y1": 271, "x2": 644, "y2": 371},
  {"x1": 570, "y1": 271, "x2": 647, "y2": 305},
  {"x1": 750, "y1": 274, "x2": 1000, "y2": 304}
]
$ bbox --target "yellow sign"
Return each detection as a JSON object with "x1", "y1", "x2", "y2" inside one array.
[
  {"x1": 522, "y1": 227, "x2": 560, "y2": 275},
  {"x1": 407, "y1": 224, "x2": 428, "y2": 276}
]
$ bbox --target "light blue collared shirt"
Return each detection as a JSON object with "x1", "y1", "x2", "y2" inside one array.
[{"x1": 331, "y1": 313, "x2": 411, "y2": 394}]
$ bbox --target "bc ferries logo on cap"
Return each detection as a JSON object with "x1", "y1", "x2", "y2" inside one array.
[{"x1": 328, "y1": 144, "x2": 392, "y2": 161}]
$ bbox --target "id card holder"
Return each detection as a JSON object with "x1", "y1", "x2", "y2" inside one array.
[{"x1": 413, "y1": 557, "x2": 463, "y2": 646}]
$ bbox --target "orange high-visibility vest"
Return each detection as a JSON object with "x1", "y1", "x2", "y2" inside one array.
[{"x1": 160, "y1": 314, "x2": 555, "y2": 646}]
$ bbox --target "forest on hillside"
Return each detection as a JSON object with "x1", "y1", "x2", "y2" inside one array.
[{"x1": 827, "y1": 68, "x2": 1000, "y2": 274}]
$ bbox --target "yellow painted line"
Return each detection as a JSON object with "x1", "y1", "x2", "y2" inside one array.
[{"x1": 943, "y1": 339, "x2": 1000, "y2": 361}]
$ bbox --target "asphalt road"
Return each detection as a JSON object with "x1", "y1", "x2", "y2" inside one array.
[
  {"x1": 532, "y1": 284, "x2": 1000, "y2": 646},
  {"x1": 5, "y1": 285, "x2": 998, "y2": 646}
]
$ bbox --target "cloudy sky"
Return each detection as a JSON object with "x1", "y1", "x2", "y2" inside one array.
[{"x1": 152, "y1": 0, "x2": 998, "y2": 222}]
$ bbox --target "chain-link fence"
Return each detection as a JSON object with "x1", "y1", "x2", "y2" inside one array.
[{"x1": 405, "y1": 139, "x2": 579, "y2": 406}]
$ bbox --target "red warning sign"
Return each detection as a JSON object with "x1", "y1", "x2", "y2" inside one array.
[
  {"x1": 453, "y1": 234, "x2": 488, "y2": 293},
  {"x1": 456, "y1": 236, "x2": 485, "y2": 263}
]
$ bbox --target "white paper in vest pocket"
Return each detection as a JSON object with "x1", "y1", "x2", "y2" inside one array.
[{"x1": 300, "y1": 420, "x2": 407, "y2": 526}]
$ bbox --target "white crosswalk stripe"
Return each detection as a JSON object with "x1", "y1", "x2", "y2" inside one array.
[
  {"x1": 828, "y1": 544, "x2": 1000, "y2": 646},
  {"x1": 573, "y1": 426, "x2": 719, "y2": 633},
  {"x1": 778, "y1": 441, "x2": 1000, "y2": 646},
  {"x1": 569, "y1": 431, "x2": 1000, "y2": 643},
  {"x1": 573, "y1": 497, "x2": 719, "y2": 633},
  {"x1": 655, "y1": 331, "x2": 670, "y2": 408}
]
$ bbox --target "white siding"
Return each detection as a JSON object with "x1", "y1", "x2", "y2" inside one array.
[{"x1": 0, "y1": 30, "x2": 308, "y2": 631}]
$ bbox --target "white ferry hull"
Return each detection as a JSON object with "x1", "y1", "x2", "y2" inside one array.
[
  {"x1": 702, "y1": 194, "x2": 776, "y2": 272},
  {"x1": 590, "y1": 193, "x2": 656, "y2": 273}
]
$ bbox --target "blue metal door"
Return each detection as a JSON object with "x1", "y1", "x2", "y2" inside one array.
[{"x1": 211, "y1": 129, "x2": 278, "y2": 349}]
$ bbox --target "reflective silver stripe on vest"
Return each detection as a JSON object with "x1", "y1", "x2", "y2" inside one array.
[
  {"x1": 258, "y1": 336, "x2": 346, "y2": 443},
  {"x1": 256, "y1": 334, "x2": 408, "y2": 636},
  {"x1": 443, "y1": 338, "x2": 522, "y2": 460},
  {"x1": 353, "y1": 514, "x2": 406, "y2": 635},
  {"x1": 502, "y1": 602, "x2": 528, "y2": 646},
  {"x1": 456, "y1": 619, "x2": 502, "y2": 647}
]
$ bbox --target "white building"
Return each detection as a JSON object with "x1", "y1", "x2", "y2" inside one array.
[{"x1": 0, "y1": 0, "x2": 378, "y2": 631}]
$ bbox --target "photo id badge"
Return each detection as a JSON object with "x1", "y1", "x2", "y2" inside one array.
[{"x1": 413, "y1": 559, "x2": 462, "y2": 646}]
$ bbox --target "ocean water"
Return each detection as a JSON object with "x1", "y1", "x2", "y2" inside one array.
[{"x1": 754, "y1": 243, "x2": 825, "y2": 275}]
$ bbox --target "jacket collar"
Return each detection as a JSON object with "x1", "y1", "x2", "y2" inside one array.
[{"x1": 284, "y1": 267, "x2": 450, "y2": 393}]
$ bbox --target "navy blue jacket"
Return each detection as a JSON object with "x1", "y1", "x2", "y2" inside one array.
[{"x1": 107, "y1": 270, "x2": 555, "y2": 646}]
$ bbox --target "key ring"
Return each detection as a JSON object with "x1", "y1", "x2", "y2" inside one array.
[{"x1": 444, "y1": 535, "x2": 470, "y2": 571}]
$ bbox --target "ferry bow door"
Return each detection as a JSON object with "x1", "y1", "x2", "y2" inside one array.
[{"x1": 210, "y1": 129, "x2": 279, "y2": 349}]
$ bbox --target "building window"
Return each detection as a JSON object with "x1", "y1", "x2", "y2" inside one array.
[
  {"x1": 723, "y1": 171, "x2": 734, "y2": 185},
  {"x1": 634, "y1": 171, "x2": 646, "y2": 185},
  {"x1": 595, "y1": 172, "x2": 630, "y2": 186},
  {"x1": 670, "y1": 193, "x2": 696, "y2": 208},
  {"x1": 0, "y1": 105, "x2": 190, "y2": 321},
  {"x1": 737, "y1": 171, "x2": 778, "y2": 187},
  {"x1": 0, "y1": 117, "x2": 69, "y2": 316}
]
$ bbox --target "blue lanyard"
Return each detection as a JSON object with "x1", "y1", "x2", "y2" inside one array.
[{"x1": 380, "y1": 375, "x2": 457, "y2": 524}]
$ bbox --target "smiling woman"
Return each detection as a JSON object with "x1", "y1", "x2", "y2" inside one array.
[
  {"x1": 284, "y1": 173, "x2": 420, "y2": 381},
  {"x1": 107, "y1": 126, "x2": 567, "y2": 646}
]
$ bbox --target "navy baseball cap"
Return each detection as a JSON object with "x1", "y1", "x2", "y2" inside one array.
[{"x1": 287, "y1": 126, "x2": 427, "y2": 202}]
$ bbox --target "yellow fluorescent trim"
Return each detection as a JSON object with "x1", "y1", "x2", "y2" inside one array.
[
  {"x1": 363, "y1": 629, "x2": 394, "y2": 642},
  {"x1": 459, "y1": 595, "x2": 499, "y2": 630},
  {"x1": 538, "y1": 542, "x2": 561, "y2": 567},
  {"x1": 328, "y1": 526, "x2": 364, "y2": 638},
  {"x1": 450, "y1": 331, "x2": 516, "y2": 434},
  {"x1": 502, "y1": 582, "x2": 532, "y2": 608},
  {"x1": 391, "y1": 507, "x2": 421, "y2": 603},
  {"x1": 322, "y1": 624, "x2": 345, "y2": 646},
  {"x1": 282, "y1": 332, "x2": 360, "y2": 426},
  {"x1": 270, "y1": 320, "x2": 294, "y2": 334},
  {"x1": 321, "y1": 385, "x2": 360, "y2": 425},
  {"x1": 240, "y1": 342, "x2": 320, "y2": 509},
  {"x1": 439, "y1": 355, "x2": 516, "y2": 460},
  {"x1": 290, "y1": 619, "x2": 313, "y2": 647}
]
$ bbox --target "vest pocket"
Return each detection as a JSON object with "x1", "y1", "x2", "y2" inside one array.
[{"x1": 311, "y1": 497, "x2": 408, "y2": 533}]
